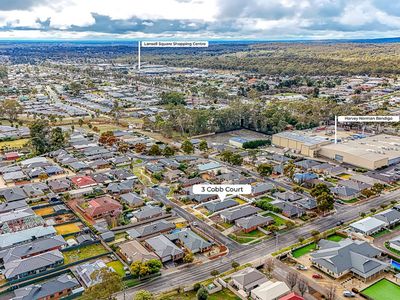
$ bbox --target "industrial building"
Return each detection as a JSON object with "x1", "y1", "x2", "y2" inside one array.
[
  {"x1": 319, "y1": 134, "x2": 400, "y2": 170},
  {"x1": 272, "y1": 131, "x2": 331, "y2": 157}
]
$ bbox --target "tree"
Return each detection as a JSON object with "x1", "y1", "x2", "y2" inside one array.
[
  {"x1": 231, "y1": 261, "x2": 240, "y2": 270},
  {"x1": 257, "y1": 163, "x2": 273, "y2": 177},
  {"x1": 183, "y1": 251, "x2": 194, "y2": 263},
  {"x1": 78, "y1": 118, "x2": 84, "y2": 127},
  {"x1": 311, "y1": 230, "x2": 320, "y2": 247},
  {"x1": 199, "y1": 140, "x2": 208, "y2": 151},
  {"x1": 134, "y1": 143, "x2": 146, "y2": 153},
  {"x1": 30, "y1": 119, "x2": 50, "y2": 155},
  {"x1": 196, "y1": 287, "x2": 209, "y2": 300},
  {"x1": 99, "y1": 131, "x2": 117, "y2": 146},
  {"x1": 210, "y1": 270, "x2": 219, "y2": 277},
  {"x1": 263, "y1": 258, "x2": 275, "y2": 278},
  {"x1": 0, "y1": 99, "x2": 22, "y2": 121},
  {"x1": 38, "y1": 173, "x2": 48, "y2": 182},
  {"x1": 286, "y1": 271, "x2": 298, "y2": 291},
  {"x1": 81, "y1": 268, "x2": 123, "y2": 300},
  {"x1": 193, "y1": 283, "x2": 201, "y2": 291},
  {"x1": 130, "y1": 259, "x2": 161, "y2": 278},
  {"x1": 297, "y1": 278, "x2": 308, "y2": 296},
  {"x1": 148, "y1": 144, "x2": 162, "y2": 156},
  {"x1": 118, "y1": 143, "x2": 129, "y2": 153},
  {"x1": 134, "y1": 290, "x2": 154, "y2": 300},
  {"x1": 298, "y1": 237, "x2": 305, "y2": 244},
  {"x1": 326, "y1": 285, "x2": 337, "y2": 300},
  {"x1": 163, "y1": 146, "x2": 175, "y2": 157},
  {"x1": 50, "y1": 127, "x2": 67, "y2": 151},
  {"x1": 267, "y1": 224, "x2": 279, "y2": 233},
  {"x1": 181, "y1": 140, "x2": 194, "y2": 154},
  {"x1": 159, "y1": 91, "x2": 186, "y2": 106},
  {"x1": 283, "y1": 162, "x2": 296, "y2": 180},
  {"x1": 285, "y1": 220, "x2": 295, "y2": 229}
]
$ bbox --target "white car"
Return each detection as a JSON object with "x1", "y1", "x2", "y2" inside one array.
[
  {"x1": 343, "y1": 291, "x2": 356, "y2": 297},
  {"x1": 296, "y1": 264, "x2": 308, "y2": 271}
]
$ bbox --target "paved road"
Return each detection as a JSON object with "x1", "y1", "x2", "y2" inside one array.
[{"x1": 115, "y1": 188, "x2": 400, "y2": 299}]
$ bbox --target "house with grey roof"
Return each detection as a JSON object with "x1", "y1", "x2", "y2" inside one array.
[
  {"x1": 272, "y1": 201, "x2": 305, "y2": 219},
  {"x1": 296, "y1": 198, "x2": 318, "y2": 210},
  {"x1": 374, "y1": 209, "x2": 400, "y2": 227},
  {"x1": 203, "y1": 199, "x2": 238, "y2": 213},
  {"x1": 251, "y1": 183, "x2": 275, "y2": 197},
  {"x1": 274, "y1": 191, "x2": 303, "y2": 202},
  {"x1": 220, "y1": 206, "x2": 261, "y2": 223},
  {"x1": 389, "y1": 236, "x2": 400, "y2": 252},
  {"x1": 132, "y1": 206, "x2": 163, "y2": 222},
  {"x1": 127, "y1": 220, "x2": 175, "y2": 239},
  {"x1": 0, "y1": 225, "x2": 57, "y2": 250},
  {"x1": 166, "y1": 229, "x2": 212, "y2": 254},
  {"x1": 0, "y1": 235, "x2": 66, "y2": 264},
  {"x1": 145, "y1": 235, "x2": 184, "y2": 262},
  {"x1": 231, "y1": 267, "x2": 268, "y2": 293},
  {"x1": 0, "y1": 200, "x2": 28, "y2": 214},
  {"x1": 349, "y1": 217, "x2": 386, "y2": 236},
  {"x1": 235, "y1": 215, "x2": 274, "y2": 233},
  {"x1": 47, "y1": 178, "x2": 71, "y2": 193},
  {"x1": 75, "y1": 260, "x2": 113, "y2": 287},
  {"x1": 330, "y1": 186, "x2": 360, "y2": 200},
  {"x1": 107, "y1": 179, "x2": 135, "y2": 194},
  {"x1": 3, "y1": 171, "x2": 28, "y2": 183},
  {"x1": 11, "y1": 273, "x2": 80, "y2": 300},
  {"x1": 120, "y1": 192, "x2": 144, "y2": 207},
  {"x1": 4, "y1": 249, "x2": 64, "y2": 281},
  {"x1": 0, "y1": 187, "x2": 27, "y2": 202},
  {"x1": 295, "y1": 159, "x2": 320, "y2": 170},
  {"x1": 310, "y1": 239, "x2": 388, "y2": 280},
  {"x1": 337, "y1": 179, "x2": 371, "y2": 192}
]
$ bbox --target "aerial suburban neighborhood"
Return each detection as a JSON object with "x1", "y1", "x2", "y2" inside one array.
[{"x1": 2, "y1": 1, "x2": 400, "y2": 300}]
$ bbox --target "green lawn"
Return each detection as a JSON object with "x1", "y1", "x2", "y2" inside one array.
[
  {"x1": 362, "y1": 279, "x2": 400, "y2": 300},
  {"x1": 63, "y1": 243, "x2": 109, "y2": 264},
  {"x1": 262, "y1": 212, "x2": 286, "y2": 226},
  {"x1": 157, "y1": 289, "x2": 240, "y2": 300},
  {"x1": 342, "y1": 198, "x2": 359, "y2": 203},
  {"x1": 259, "y1": 196, "x2": 274, "y2": 202},
  {"x1": 292, "y1": 242, "x2": 316, "y2": 258},
  {"x1": 372, "y1": 229, "x2": 390, "y2": 238},
  {"x1": 228, "y1": 234, "x2": 255, "y2": 244},
  {"x1": 237, "y1": 229, "x2": 265, "y2": 238},
  {"x1": 107, "y1": 260, "x2": 125, "y2": 277},
  {"x1": 326, "y1": 234, "x2": 345, "y2": 242}
]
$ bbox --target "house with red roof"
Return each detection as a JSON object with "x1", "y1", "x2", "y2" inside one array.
[
  {"x1": 70, "y1": 176, "x2": 97, "y2": 189},
  {"x1": 279, "y1": 292, "x2": 304, "y2": 300},
  {"x1": 78, "y1": 196, "x2": 122, "y2": 220},
  {"x1": 5, "y1": 152, "x2": 20, "y2": 161}
]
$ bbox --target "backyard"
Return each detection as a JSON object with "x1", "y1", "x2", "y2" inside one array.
[
  {"x1": 0, "y1": 138, "x2": 30, "y2": 150},
  {"x1": 34, "y1": 206, "x2": 54, "y2": 216},
  {"x1": 55, "y1": 223, "x2": 81, "y2": 235},
  {"x1": 63, "y1": 243, "x2": 109, "y2": 264},
  {"x1": 362, "y1": 279, "x2": 400, "y2": 300}
]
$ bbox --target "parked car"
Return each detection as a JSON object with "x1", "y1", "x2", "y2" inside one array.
[
  {"x1": 312, "y1": 274, "x2": 323, "y2": 279},
  {"x1": 296, "y1": 264, "x2": 308, "y2": 271},
  {"x1": 343, "y1": 291, "x2": 356, "y2": 297}
]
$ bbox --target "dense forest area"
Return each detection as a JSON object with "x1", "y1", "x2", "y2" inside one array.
[
  {"x1": 144, "y1": 43, "x2": 400, "y2": 76},
  {"x1": 145, "y1": 98, "x2": 361, "y2": 137}
]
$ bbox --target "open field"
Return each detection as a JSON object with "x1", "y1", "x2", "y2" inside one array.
[
  {"x1": 156, "y1": 289, "x2": 240, "y2": 300},
  {"x1": 362, "y1": 279, "x2": 400, "y2": 300},
  {"x1": 34, "y1": 207, "x2": 54, "y2": 216}
]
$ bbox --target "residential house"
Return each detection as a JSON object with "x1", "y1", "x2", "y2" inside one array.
[
  {"x1": 272, "y1": 201, "x2": 304, "y2": 218},
  {"x1": 0, "y1": 208, "x2": 44, "y2": 234},
  {"x1": 166, "y1": 228, "x2": 212, "y2": 254},
  {"x1": 389, "y1": 236, "x2": 400, "y2": 252},
  {"x1": 235, "y1": 215, "x2": 274, "y2": 233},
  {"x1": 220, "y1": 206, "x2": 261, "y2": 223},
  {"x1": 310, "y1": 239, "x2": 388, "y2": 280},
  {"x1": 11, "y1": 273, "x2": 80, "y2": 300},
  {"x1": 132, "y1": 206, "x2": 163, "y2": 222},
  {"x1": 296, "y1": 198, "x2": 317, "y2": 210},
  {"x1": 47, "y1": 178, "x2": 71, "y2": 193},
  {"x1": 274, "y1": 191, "x2": 303, "y2": 202},
  {"x1": 75, "y1": 260, "x2": 114, "y2": 287},
  {"x1": 330, "y1": 186, "x2": 360, "y2": 200},
  {"x1": 251, "y1": 281, "x2": 291, "y2": 300},
  {"x1": 231, "y1": 267, "x2": 268, "y2": 293},
  {"x1": 349, "y1": 217, "x2": 386, "y2": 236},
  {"x1": 78, "y1": 196, "x2": 122, "y2": 220},
  {"x1": 127, "y1": 220, "x2": 175, "y2": 239},
  {"x1": 70, "y1": 176, "x2": 97, "y2": 189},
  {"x1": 119, "y1": 240, "x2": 159, "y2": 263},
  {"x1": 145, "y1": 235, "x2": 184, "y2": 262},
  {"x1": 4, "y1": 249, "x2": 64, "y2": 281},
  {"x1": 374, "y1": 209, "x2": 400, "y2": 227},
  {"x1": 203, "y1": 199, "x2": 238, "y2": 213},
  {"x1": 120, "y1": 193, "x2": 144, "y2": 207},
  {"x1": 0, "y1": 226, "x2": 56, "y2": 250},
  {"x1": 251, "y1": 183, "x2": 275, "y2": 197}
]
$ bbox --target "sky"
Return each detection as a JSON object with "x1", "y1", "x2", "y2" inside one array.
[{"x1": 0, "y1": 0, "x2": 400, "y2": 40}]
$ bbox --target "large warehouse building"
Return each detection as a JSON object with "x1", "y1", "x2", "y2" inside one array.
[
  {"x1": 272, "y1": 131, "x2": 400, "y2": 170},
  {"x1": 319, "y1": 134, "x2": 400, "y2": 170},
  {"x1": 272, "y1": 131, "x2": 331, "y2": 157}
]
